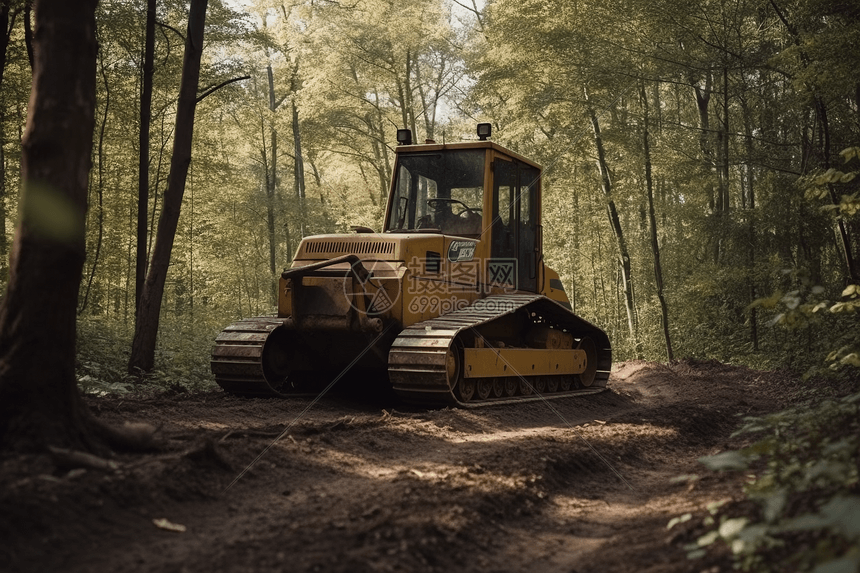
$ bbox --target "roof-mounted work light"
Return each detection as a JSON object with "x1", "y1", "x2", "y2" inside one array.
[
  {"x1": 396, "y1": 129, "x2": 412, "y2": 145},
  {"x1": 476, "y1": 123, "x2": 492, "y2": 141}
]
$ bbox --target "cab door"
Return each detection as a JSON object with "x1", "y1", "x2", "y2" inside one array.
[{"x1": 491, "y1": 158, "x2": 539, "y2": 292}]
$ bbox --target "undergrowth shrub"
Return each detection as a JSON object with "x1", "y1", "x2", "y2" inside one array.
[
  {"x1": 76, "y1": 314, "x2": 222, "y2": 395},
  {"x1": 682, "y1": 392, "x2": 860, "y2": 573}
]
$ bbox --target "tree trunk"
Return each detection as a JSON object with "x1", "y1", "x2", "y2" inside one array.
[
  {"x1": 265, "y1": 64, "x2": 278, "y2": 302},
  {"x1": 585, "y1": 91, "x2": 637, "y2": 348},
  {"x1": 741, "y1": 95, "x2": 759, "y2": 351},
  {"x1": 371, "y1": 90, "x2": 391, "y2": 208},
  {"x1": 0, "y1": 0, "x2": 98, "y2": 451},
  {"x1": 79, "y1": 55, "x2": 109, "y2": 315},
  {"x1": 640, "y1": 81, "x2": 673, "y2": 361},
  {"x1": 816, "y1": 98, "x2": 859, "y2": 282},
  {"x1": 128, "y1": 0, "x2": 208, "y2": 374},
  {"x1": 135, "y1": 0, "x2": 156, "y2": 315},
  {"x1": 291, "y1": 71, "x2": 306, "y2": 240}
]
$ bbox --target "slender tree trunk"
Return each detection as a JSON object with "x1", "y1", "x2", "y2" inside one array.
[
  {"x1": 395, "y1": 76, "x2": 409, "y2": 133},
  {"x1": 403, "y1": 49, "x2": 417, "y2": 136},
  {"x1": 0, "y1": 0, "x2": 98, "y2": 451},
  {"x1": 23, "y1": 0, "x2": 32, "y2": 69},
  {"x1": 585, "y1": 89, "x2": 637, "y2": 347},
  {"x1": 291, "y1": 69, "x2": 306, "y2": 239},
  {"x1": 693, "y1": 73, "x2": 724, "y2": 263},
  {"x1": 79, "y1": 55, "x2": 109, "y2": 315},
  {"x1": 741, "y1": 96, "x2": 759, "y2": 351},
  {"x1": 265, "y1": 64, "x2": 278, "y2": 302},
  {"x1": 135, "y1": 0, "x2": 156, "y2": 315},
  {"x1": 640, "y1": 81, "x2": 673, "y2": 361},
  {"x1": 817, "y1": 98, "x2": 859, "y2": 282},
  {"x1": 128, "y1": 0, "x2": 208, "y2": 374},
  {"x1": 371, "y1": 90, "x2": 391, "y2": 208}
]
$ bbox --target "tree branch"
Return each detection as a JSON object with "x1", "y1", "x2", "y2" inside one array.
[
  {"x1": 156, "y1": 20, "x2": 184, "y2": 41},
  {"x1": 196, "y1": 75, "x2": 250, "y2": 103}
]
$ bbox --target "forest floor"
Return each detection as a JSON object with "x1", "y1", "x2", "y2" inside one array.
[{"x1": 0, "y1": 359, "x2": 828, "y2": 573}]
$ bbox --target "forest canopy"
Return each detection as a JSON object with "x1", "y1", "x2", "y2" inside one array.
[{"x1": 0, "y1": 0, "x2": 858, "y2": 384}]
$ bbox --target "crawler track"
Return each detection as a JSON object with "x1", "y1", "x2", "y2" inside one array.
[
  {"x1": 388, "y1": 294, "x2": 612, "y2": 407},
  {"x1": 210, "y1": 317, "x2": 295, "y2": 397}
]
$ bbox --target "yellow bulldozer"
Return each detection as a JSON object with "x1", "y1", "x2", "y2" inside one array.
[{"x1": 212, "y1": 124, "x2": 611, "y2": 405}]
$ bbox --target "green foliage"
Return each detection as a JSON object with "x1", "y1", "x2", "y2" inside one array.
[
  {"x1": 679, "y1": 393, "x2": 860, "y2": 572},
  {"x1": 76, "y1": 314, "x2": 219, "y2": 396},
  {"x1": 751, "y1": 147, "x2": 860, "y2": 376},
  {"x1": 674, "y1": 145, "x2": 860, "y2": 572},
  {"x1": 76, "y1": 317, "x2": 137, "y2": 396}
]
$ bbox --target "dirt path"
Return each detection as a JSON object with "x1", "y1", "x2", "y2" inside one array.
[{"x1": 1, "y1": 360, "x2": 792, "y2": 572}]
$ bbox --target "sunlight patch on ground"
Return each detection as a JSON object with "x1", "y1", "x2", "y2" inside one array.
[
  {"x1": 297, "y1": 445, "x2": 538, "y2": 494},
  {"x1": 612, "y1": 360, "x2": 677, "y2": 381}
]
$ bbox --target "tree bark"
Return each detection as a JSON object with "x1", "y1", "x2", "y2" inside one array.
[
  {"x1": 585, "y1": 89, "x2": 637, "y2": 347},
  {"x1": 265, "y1": 63, "x2": 278, "y2": 302},
  {"x1": 0, "y1": 0, "x2": 98, "y2": 451},
  {"x1": 128, "y1": 0, "x2": 208, "y2": 374},
  {"x1": 135, "y1": 0, "x2": 156, "y2": 315},
  {"x1": 291, "y1": 68, "x2": 306, "y2": 240},
  {"x1": 640, "y1": 81, "x2": 673, "y2": 361},
  {"x1": 741, "y1": 95, "x2": 759, "y2": 351},
  {"x1": 79, "y1": 55, "x2": 109, "y2": 315}
]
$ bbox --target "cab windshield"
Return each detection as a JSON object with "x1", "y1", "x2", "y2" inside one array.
[{"x1": 386, "y1": 149, "x2": 485, "y2": 237}]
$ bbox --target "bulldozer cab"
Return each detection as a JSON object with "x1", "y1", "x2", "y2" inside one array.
[
  {"x1": 386, "y1": 148, "x2": 486, "y2": 237},
  {"x1": 383, "y1": 131, "x2": 541, "y2": 293}
]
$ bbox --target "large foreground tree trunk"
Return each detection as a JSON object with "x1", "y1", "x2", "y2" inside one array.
[
  {"x1": 0, "y1": 0, "x2": 98, "y2": 451},
  {"x1": 128, "y1": 0, "x2": 208, "y2": 374}
]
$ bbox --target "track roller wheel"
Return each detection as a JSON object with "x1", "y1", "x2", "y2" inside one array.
[
  {"x1": 504, "y1": 377, "x2": 517, "y2": 397},
  {"x1": 576, "y1": 337, "x2": 599, "y2": 387},
  {"x1": 519, "y1": 378, "x2": 533, "y2": 396},
  {"x1": 448, "y1": 339, "x2": 475, "y2": 402},
  {"x1": 533, "y1": 377, "x2": 547, "y2": 394},
  {"x1": 458, "y1": 378, "x2": 475, "y2": 401},
  {"x1": 476, "y1": 378, "x2": 493, "y2": 400},
  {"x1": 491, "y1": 377, "x2": 505, "y2": 398},
  {"x1": 559, "y1": 375, "x2": 573, "y2": 391},
  {"x1": 546, "y1": 375, "x2": 559, "y2": 393}
]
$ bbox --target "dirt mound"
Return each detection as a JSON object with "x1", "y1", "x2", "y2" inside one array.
[{"x1": 0, "y1": 360, "x2": 800, "y2": 572}]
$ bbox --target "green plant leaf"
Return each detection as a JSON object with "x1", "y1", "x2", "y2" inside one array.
[
  {"x1": 667, "y1": 513, "x2": 693, "y2": 530},
  {"x1": 719, "y1": 517, "x2": 748, "y2": 539},
  {"x1": 700, "y1": 451, "x2": 749, "y2": 471},
  {"x1": 697, "y1": 530, "x2": 720, "y2": 547}
]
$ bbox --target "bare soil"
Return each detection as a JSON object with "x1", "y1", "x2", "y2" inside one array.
[{"x1": 0, "y1": 360, "x2": 811, "y2": 572}]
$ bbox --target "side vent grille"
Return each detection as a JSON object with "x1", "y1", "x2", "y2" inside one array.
[{"x1": 303, "y1": 240, "x2": 396, "y2": 256}]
